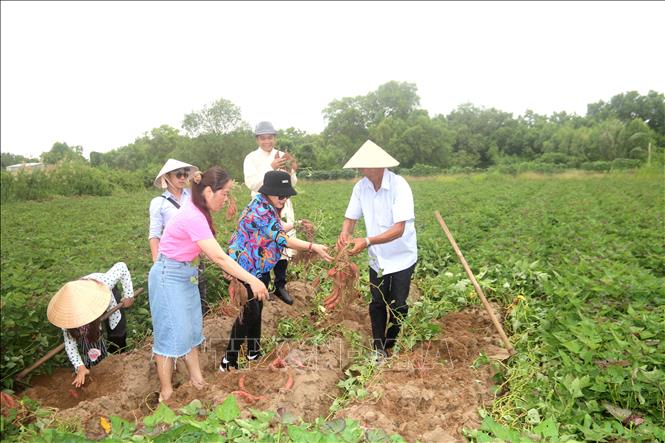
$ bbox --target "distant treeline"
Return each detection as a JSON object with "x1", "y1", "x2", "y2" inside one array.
[{"x1": 1, "y1": 82, "x2": 663, "y2": 201}]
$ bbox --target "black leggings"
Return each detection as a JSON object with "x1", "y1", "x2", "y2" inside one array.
[
  {"x1": 104, "y1": 285, "x2": 127, "y2": 353},
  {"x1": 223, "y1": 273, "x2": 270, "y2": 364},
  {"x1": 272, "y1": 259, "x2": 288, "y2": 289}
]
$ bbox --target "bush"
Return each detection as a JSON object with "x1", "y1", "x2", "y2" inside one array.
[
  {"x1": 611, "y1": 158, "x2": 643, "y2": 170},
  {"x1": 300, "y1": 169, "x2": 357, "y2": 180},
  {"x1": 0, "y1": 162, "x2": 149, "y2": 202},
  {"x1": 398, "y1": 163, "x2": 442, "y2": 176},
  {"x1": 538, "y1": 152, "x2": 571, "y2": 164},
  {"x1": 48, "y1": 162, "x2": 112, "y2": 196},
  {"x1": 580, "y1": 161, "x2": 612, "y2": 171},
  {"x1": 104, "y1": 167, "x2": 148, "y2": 192},
  {"x1": 489, "y1": 164, "x2": 518, "y2": 175},
  {"x1": 0, "y1": 169, "x2": 51, "y2": 202},
  {"x1": 443, "y1": 166, "x2": 483, "y2": 175}
]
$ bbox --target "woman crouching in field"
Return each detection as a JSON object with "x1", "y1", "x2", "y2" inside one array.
[
  {"x1": 47, "y1": 262, "x2": 135, "y2": 388},
  {"x1": 148, "y1": 166, "x2": 268, "y2": 403},
  {"x1": 220, "y1": 170, "x2": 333, "y2": 371}
]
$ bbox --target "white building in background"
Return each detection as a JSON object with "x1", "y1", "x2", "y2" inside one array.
[{"x1": 6, "y1": 162, "x2": 45, "y2": 173}]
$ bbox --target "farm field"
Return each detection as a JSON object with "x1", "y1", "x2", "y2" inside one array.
[{"x1": 1, "y1": 170, "x2": 664, "y2": 441}]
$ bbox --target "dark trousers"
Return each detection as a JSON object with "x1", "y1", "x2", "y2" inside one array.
[
  {"x1": 272, "y1": 259, "x2": 288, "y2": 289},
  {"x1": 369, "y1": 263, "x2": 416, "y2": 352},
  {"x1": 104, "y1": 285, "x2": 127, "y2": 354},
  {"x1": 224, "y1": 273, "x2": 270, "y2": 364},
  {"x1": 198, "y1": 261, "x2": 208, "y2": 315}
]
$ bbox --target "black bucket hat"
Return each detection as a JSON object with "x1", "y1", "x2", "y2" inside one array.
[{"x1": 258, "y1": 171, "x2": 297, "y2": 197}]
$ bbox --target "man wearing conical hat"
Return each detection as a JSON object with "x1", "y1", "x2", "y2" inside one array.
[{"x1": 336, "y1": 140, "x2": 418, "y2": 363}]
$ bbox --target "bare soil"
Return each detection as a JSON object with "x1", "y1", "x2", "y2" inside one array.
[{"x1": 24, "y1": 280, "x2": 506, "y2": 442}]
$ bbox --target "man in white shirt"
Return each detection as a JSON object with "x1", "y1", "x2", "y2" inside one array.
[
  {"x1": 336, "y1": 140, "x2": 418, "y2": 362},
  {"x1": 243, "y1": 121, "x2": 299, "y2": 305}
]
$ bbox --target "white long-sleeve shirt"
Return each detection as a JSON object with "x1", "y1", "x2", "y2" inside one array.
[
  {"x1": 63, "y1": 262, "x2": 134, "y2": 369},
  {"x1": 243, "y1": 147, "x2": 298, "y2": 258},
  {"x1": 243, "y1": 147, "x2": 298, "y2": 196}
]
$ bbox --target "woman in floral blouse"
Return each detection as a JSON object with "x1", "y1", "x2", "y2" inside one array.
[{"x1": 220, "y1": 170, "x2": 333, "y2": 371}]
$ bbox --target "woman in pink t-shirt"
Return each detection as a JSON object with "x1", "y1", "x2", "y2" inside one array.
[{"x1": 148, "y1": 166, "x2": 268, "y2": 403}]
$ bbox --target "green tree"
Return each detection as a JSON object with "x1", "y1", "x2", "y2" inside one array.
[
  {"x1": 41, "y1": 142, "x2": 86, "y2": 164},
  {"x1": 587, "y1": 90, "x2": 665, "y2": 140},
  {"x1": 182, "y1": 98, "x2": 249, "y2": 137},
  {"x1": 145, "y1": 125, "x2": 182, "y2": 162},
  {"x1": 93, "y1": 125, "x2": 186, "y2": 171},
  {"x1": 89, "y1": 151, "x2": 103, "y2": 167},
  {"x1": 365, "y1": 81, "x2": 420, "y2": 123},
  {"x1": 322, "y1": 81, "x2": 422, "y2": 162},
  {"x1": 446, "y1": 104, "x2": 516, "y2": 167},
  {"x1": 173, "y1": 129, "x2": 255, "y2": 179},
  {"x1": 274, "y1": 128, "x2": 323, "y2": 170},
  {"x1": 322, "y1": 96, "x2": 371, "y2": 159},
  {"x1": 618, "y1": 118, "x2": 655, "y2": 160},
  {"x1": 369, "y1": 111, "x2": 453, "y2": 168},
  {"x1": 589, "y1": 118, "x2": 625, "y2": 161}
]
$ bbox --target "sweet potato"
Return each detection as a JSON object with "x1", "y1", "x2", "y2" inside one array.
[
  {"x1": 323, "y1": 291, "x2": 340, "y2": 310},
  {"x1": 0, "y1": 392, "x2": 16, "y2": 414},
  {"x1": 269, "y1": 357, "x2": 286, "y2": 370},
  {"x1": 231, "y1": 390, "x2": 265, "y2": 404},
  {"x1": 225, "y1": 196, "x2": 237, "y2": 221},
  {"x1": 319, "y1": 246, "x2": 361, "y2": 312},
  {"x1": 284, "y1": 372, "x2": 294, "y2": 391}
]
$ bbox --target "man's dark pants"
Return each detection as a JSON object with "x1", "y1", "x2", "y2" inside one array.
[{"x1": 368, "y1": 263, "x2": 416, "y2": 352}]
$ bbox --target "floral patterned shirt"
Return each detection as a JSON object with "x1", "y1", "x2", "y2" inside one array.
[{"x1": 228, "y1": 194, "x2": 289, "y2": 278}]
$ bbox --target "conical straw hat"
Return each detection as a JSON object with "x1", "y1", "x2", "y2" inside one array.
[
  {"x1": 153, "y1": 159, "x2": 199, "y2": 188},
  {"x1": 342, "y1": 140, "x2": 400, "y2": 169},
  {"x1": 47, "y1": 280, "x2": 111, "y2": 329}
]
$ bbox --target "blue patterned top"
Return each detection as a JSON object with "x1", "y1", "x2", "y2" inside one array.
[{"x1": 228, "y1": 194, "x2": 289, "y2": 278}]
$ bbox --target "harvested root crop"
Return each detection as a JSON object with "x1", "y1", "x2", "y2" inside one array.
[
  {"x1": 320, "y1": 246, "x2": 361, "y2": 312},
  {"x1": 291, "y1": 219, "x2": 317, "y2": 266},
  {"x1": 218, "y1": 277, "x2": 248, "y2": 319},
  {"x1": 225, "y1": 195, "x2": 237, "y2": 221}
]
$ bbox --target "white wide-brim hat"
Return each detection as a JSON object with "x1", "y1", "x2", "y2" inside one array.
[
  {"x1": 342, "y1": 140, "x2": 400, "y2": 169},
  {"x1": 47, "y1": 280, "x2": 112, "y2": 329},
  {"x1": 153, "y1": 159, "x2": 199, "y2": 188}
]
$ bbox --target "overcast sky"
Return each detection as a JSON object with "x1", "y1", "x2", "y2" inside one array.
[{"x1": 2, "y1": 1, "x2": 664, "y2": 159}]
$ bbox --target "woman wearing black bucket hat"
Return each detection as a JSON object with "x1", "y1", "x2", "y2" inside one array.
[{"x1": 220, "y1": 170, "x2": 333, "y2": 371}]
